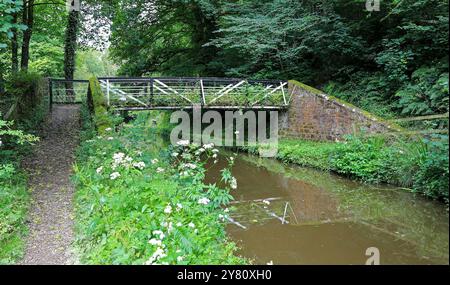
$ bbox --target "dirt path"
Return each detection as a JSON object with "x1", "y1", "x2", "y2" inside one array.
[{"x1": 20, "y1": 105, "x2": 80, "y2": 265}]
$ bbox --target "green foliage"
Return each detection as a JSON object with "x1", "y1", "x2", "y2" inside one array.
[
  {"x1": 75, "y1": 49, "x2": 118, "y2": 80},
  {"x1": 3, "y1": 71, "x2": 48, "y2": 131},
  {"x1": 0, "y1": 0, "x2": 26, "y2": 49},
  {"x1": 28, "y1": 37, "x2": 64, "y2": 76},
  {"x1": 73, "y1": 110, "x2": 245, "y2": 264},
  {"x1": 331, "y1": 136, "x2": 393, "y2": 183},
  {"x1": 0, "y1": 116, "x2": 38, "y2": 264},
  {"x1": 0, "y1": 165, "x2": 29, "y2": 264},
  {"x1": 413, "y1": 135, "x2": 449, "y2": 203},
  {"x1": 87, "y1": 77, "x2": 114, "y2": 134},
  {"x1": 276, "y1": 139, "x2": 336, "y2": 170},
  {"x1": 396, "y1": 66, "x2": 449, "y2": 116}
]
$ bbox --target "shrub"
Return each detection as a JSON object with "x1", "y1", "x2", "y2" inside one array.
[
  {"x1": 413, "y1": 135, "x2": 449, "y2": 203},
  {"x1": 4, "y1": 71, "x2": 48, "y2": 130}
]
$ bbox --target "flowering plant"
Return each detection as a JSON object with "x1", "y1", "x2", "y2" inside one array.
[{"x1": 73, "y1": 112, "x2": 245, "y2": 265}]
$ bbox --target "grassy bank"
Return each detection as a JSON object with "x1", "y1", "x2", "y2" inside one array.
[
  {"x1": 73, "y1": 107, "x2": 245, "y2": 264},
  {"x1": 0, "y1": 164, "x2": 29, "y2": 264},
  {"x1": 0, "y1": 124, "x2": 38, "y2": 264},
  {"x1": 243, "y1": 135, "x2": 449, "y2": 205}
]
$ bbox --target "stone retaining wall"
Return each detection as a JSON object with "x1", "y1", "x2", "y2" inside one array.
[{"x1": 280, "y1": 80, "x2": 398, "y2": 141}]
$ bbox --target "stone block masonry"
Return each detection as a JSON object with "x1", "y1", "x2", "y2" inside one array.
[{"x1": 280, "y1": 80, "x2": 399, "y2": 141}]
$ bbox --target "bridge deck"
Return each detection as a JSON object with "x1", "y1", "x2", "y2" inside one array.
[{"x1": 50, "y1": 77, "x2": 291, "y2": 110}]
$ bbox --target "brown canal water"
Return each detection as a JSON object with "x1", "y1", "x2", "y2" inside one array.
[{"x1": 205, "y1": 153, "x2": 449, "y2": 265}]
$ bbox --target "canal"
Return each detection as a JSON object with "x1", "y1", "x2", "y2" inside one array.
[{"x1": 206, "y1": 152, "x2": 449, "y2": 265}]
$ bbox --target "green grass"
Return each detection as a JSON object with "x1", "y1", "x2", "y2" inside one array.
[{"x1": 0, "y1": 168, "x2": 30, "y2": 264}]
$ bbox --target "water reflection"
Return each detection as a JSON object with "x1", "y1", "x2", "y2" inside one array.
[{"x1": 206, "y1": 153, "x2": 449, "y2": 265}]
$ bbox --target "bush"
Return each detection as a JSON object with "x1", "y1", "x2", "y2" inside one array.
[
  {"x1": 413, "y1": 136, "x2": 449, "y2": 204},
  {"x1": 4, "y1": 71, "x2": 48, "y2": 131}
]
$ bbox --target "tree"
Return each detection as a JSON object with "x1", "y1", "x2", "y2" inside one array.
[
  {"x1": 20, "y1": 0, "x2": 35, "y2": 71},
  {"x1": 64, "y1": 3, "x2": 80, "y2": 99}
]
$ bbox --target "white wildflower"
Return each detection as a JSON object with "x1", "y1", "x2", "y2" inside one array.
[
  {"x1": 230, "y1": 177, "x2": 237, "y2": 190},
  {"x1": 184, "y1": 163, "x2": 197, "y2": 170},
  {"x1": 96, "y1": 166, "x2": 103, "y2": 174},
  {"x1": 177, "y1": 140, "x2": 190, "y2": 146},
  {"x1": 156, "y1": 167, "x2": 165, "y2": 173},
  {"x1": 145, "y1": 247, "x2": 167, "y2": 265},
  {"x1": 105, "y1": 128, "x2": 112, "y2": 131},
  {"x1": 267, "y1": 260, "x2": 274, "y2": 265},
  {"x1": 263, "y1": 200, "x2": 271, "y2": 205},
  {"x1": 172, "y1": 152, "x2": 179, "y2": 157},
  {"x1": 107, "y1": 137, "x2": 114, "y2": 141},
  {"x1": 152, "y1": 230, "x2": 165, "y2": 240},
  {"x1": 164, "y1": 204, "x2": 172, "y2": 214},
  {"x1": 113, "y1": 152, "x2": 125, "y2": 160},
  {"x1": 148, "y1": 239, "x2": 162, "y2": 246},
  {"x1": 133, "y1": 161, "x2": 146, "y2": 170},
  {"x1": 203, "y1": 143, "x2": 214, "y2": 150},
  {"x1": 110, "y1": 172, "x2": 120, "y2": 180},
  {"x1": 188, "y1": 222, "x2": 195, "y2": 228},
  {"x1": 198, "y1": 197, "x2": 210, "y2": 205},
  {"x1": 176, "y1": 203, "x2": 183, "y2": 211},
  {"x1": 177, "y1": 256, "x2": 184, "y2": 262}
]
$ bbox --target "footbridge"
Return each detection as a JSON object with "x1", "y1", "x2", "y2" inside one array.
[
  {"x1": 48, "y1": 77, "x2": 399, "y2": 141},
  {"x1": 49, "y1": 77, "x2": 289, "y2": 111}
]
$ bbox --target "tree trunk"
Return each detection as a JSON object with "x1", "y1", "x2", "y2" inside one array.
[
  {"x1": 20, "y1": 0, "x2": 34, "y2": 71},
  {"x1": 64, "y1": 9, "x2": 80, "y2": 102},
  {"x1": 11, "y1": 12, "x2": 19, "y2": 74}
]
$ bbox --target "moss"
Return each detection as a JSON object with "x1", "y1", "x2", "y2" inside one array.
[
  {"x1": 289, "y1": 80, "x2": 403, "y2": 131},
  {"x1": 87, "y1": 77, "x2": 114, "y2": 134}
]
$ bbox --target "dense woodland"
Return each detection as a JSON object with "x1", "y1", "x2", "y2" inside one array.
[
  {"x1": 1, "y1": 0, "x2": 448, "y2": 117},
  {"x1": 0, "y1": 0, "x2": 449, "y2": 265}
]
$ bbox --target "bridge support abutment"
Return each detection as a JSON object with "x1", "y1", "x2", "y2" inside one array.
[{"x1": 280, "y1": 81, "x2": 399, "y2": 141}]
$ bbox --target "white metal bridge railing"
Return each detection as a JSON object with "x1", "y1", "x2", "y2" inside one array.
[{"x1": 97, "y1": 77, "x2": 289, "y2": 110}]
